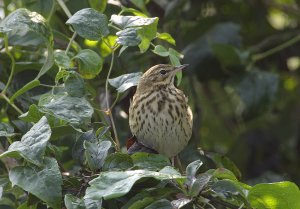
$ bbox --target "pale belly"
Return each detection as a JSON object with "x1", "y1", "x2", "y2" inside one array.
[{"x1": 136, "y1": 110, "x2": 191, "y2": 157}]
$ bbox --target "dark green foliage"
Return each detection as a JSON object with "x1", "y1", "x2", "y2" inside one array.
[{"x1": 1, "y1": 1, "x2": 300, "y2": 209}]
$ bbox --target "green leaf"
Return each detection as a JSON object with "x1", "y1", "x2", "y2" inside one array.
[
  {"x1": 185, "y1": 160, "x2": 203, "y2": 186},
  {"x1": 152, "y1": 45, "x2": 169, "y2": 57},
  {"x1": 65, "y1": 194, "x2": 85, "y2": 209},
  {"x1": 102, "y1": 153, "x2": 133, "y2": 171},
  {"x1": 225, "y1": 69, "x2": 279, "y2": 118},
  {"x1": 189, "y1": 173, "x2": 212, "y2": 197},
  {"x1": 66, "y1": 8, "x2": 109, "y2": 40},
  {"x1": 110, "y1": 15, "x2": 158, "y2": 52},
  {"x1": 137, "y1": 18, "x2": 158, "y2": 52},
  {"x1": 0, "y1": 8, "x2": 52, "y2": 43},
  {"x1": 64, "y1": 71, "x2": 86, "y2": 97},
  {"x1": 84, "y1": 140, "x2": 112, "y2": 171},
  {"x1": 212, "y1": 168, "x2": 238, "y2": 181},
  {"x1": 156, "y1": 33, "x2": 176, "y2": 45},
  {"x1": 110, "y1": 15, "x2": 157, "y2": 29},
  {"x1": 248, "y1": 181, "x2": 300, "y2": 209},
  {"x1": 120, "y1": 7, "x2": 148, "y2": 17},
  {"x1": 0, "y1": 122, "x2": 16, "y2": 137},
  {"x1": 54, "y1": 50, "x2": 72, "y2": 69},
  {"x1": 144, "y1": 199, "x2": 172, "y2": 209},
  {"x1": 116, "y1": 28, "x2": 141, "y2": 46},
  {"x1": 84, "y1": 169, "x2": 184, "y2": 200},
  {"x1": 73, "y1": 49, "x2": 103, "y2": 79},
  {"x1": 35, "y1": 45, "x2": 55, "y2": 79},
  {"x1": 55, "y1": 70, "x2": 70, "y2": 83},
  {"x1": 131, "y1": 152, "x2": 171, "y2": 171},
  {"x1": 212, "y1": 179, "x2": 249, "y2": 206},
  {"x1": 171, "y1": 198, "x2": 192, "y2": 209},
  {"x1": 10, "y1": 80, "x2": 40, "y2": 102},
  {"x1": 84, "y1": 198, "x2": 102, "y2": 209},
  {"x1": 206, "y1": 153, "x2": 241, "y2": 180},
  {"x1": 19, "y1": 104, "x2": 45, "y2": 123},
  {"x1": 108, "y1": 72, "x2": 142, "y2": 92},
  {"x1": 9, "y1": 157, "x2": 62, "y2": 209},
  {"x1": 130, "y1": 0, "x2": 149, "y2": 15},
  {"x1": 73, "y1": 130, "x2": 97, "y2": 164},
  {"x1": 42, "y1": 95, "x2": 94, "y2": 127},
  {"x1": 123, "y1": 187, "x2": 176, "y2": 209},
  {"x1": 89, "y1": 0, "x2": 107, "y2": 13},
  {"x1": 211, "y1": 43, "x2": 241, "y2": 67},
  {"x1": 0, "y1": 116, "x2": 51, "y2": 166}
]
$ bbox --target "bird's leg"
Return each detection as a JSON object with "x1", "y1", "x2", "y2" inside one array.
[
  {"x1": 170, "y1": 155, "x2": 184, "y2": 173},
  {"x1": 175, "y1": 155, "x2": 184, "y2": 174},
  {"x1": 171, "y1": 157, "x2": 175, "y2": 167}
]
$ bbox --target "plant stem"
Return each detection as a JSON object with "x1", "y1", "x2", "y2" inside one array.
[
  {"x1": 2, "y1": 35, "x2": 15, "y2": 95},
  {"x1": 252, "y1": 34, "x2": 300, "y2": 62},
  {"x1": 47, "y1": 0, "x2": 56, "y2": 22},
  {"x1": 0, "y1": 93, "x2": 23, "y2": 115},
  {"x1": 56, "y1": 0, "x2": 72, "y2": 18},
  {"x1": 105, "y1": 51, "x2": 120, "y2": 150},
  {"x1": 65, "y1": 32, "x2": 77, "y2": 54}
]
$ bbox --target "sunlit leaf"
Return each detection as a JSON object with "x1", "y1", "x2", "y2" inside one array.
[
  {"x1": 248, "y1": 182, "x2": 300, "y2": 209},
  {"x1": 157, "y1": 33, "x2": 176, "y2": 45}
]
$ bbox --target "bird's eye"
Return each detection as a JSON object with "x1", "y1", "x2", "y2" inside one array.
[{"x1": 160, "y1": 70, "x2": 166, "y2": 75}]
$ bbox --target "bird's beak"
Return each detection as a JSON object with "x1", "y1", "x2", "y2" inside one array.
[{"x1": 174, "y1": 64, "x2": 189, "y2": 72}]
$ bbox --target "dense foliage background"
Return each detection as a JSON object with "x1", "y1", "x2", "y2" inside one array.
[{"x1": 1, "y1": 0, "x2": 300, "y2": 208}]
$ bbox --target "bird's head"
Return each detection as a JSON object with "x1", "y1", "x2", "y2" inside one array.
[{"x1": 137, "y1": 64, "x2": 188, "y2": 92}]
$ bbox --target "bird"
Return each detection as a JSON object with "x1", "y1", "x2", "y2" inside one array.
[{"x1": 128, "y1": 64, "x2": 193, "y2": 158}]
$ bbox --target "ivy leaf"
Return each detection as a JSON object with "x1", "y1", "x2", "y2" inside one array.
[
  {"x1": 189, "y1": 173, "x2": 212, "y2": 197},
  {"x1": 137, "y1": 18, "x2": 158, "y2": 52},
  {"x1": 64, "y1": 194, "x2": 85, "y2": 209},
  {"x1": 248, "y1": 181, "x2": 300, "y2": 209},
  {"x1": 110, "y1": 15, "x2": 158, "y2": 52},
  {"x1": 157, "y1": 32, "x2": 176, "y2": 45},
  {"x1": 116, "y1": 28, "x2": 141, "y2": 46},
  {"x1": 0, "y1": 116, "x2": 51, "y2": 166},
  {"x1": 185, "y1": 160, "x2": 203, "y2": 187},
  {"x1": 102, "y1": 153, "x2": 133, "y2": 171},
  {"x1": 131, "y1": 152, "x2": 171, "y2": 171},
  {"x1": 212, "y1": 179, "x2": 249, "y2": 206},
  {"x1": 0, "y1": 8, "x2": 52, "y2": 43},
  {"x1": 152, "y1": 45, "x2": 169, "y2": 57},
  {"x1": 73, "y1": 49, "x2": 103, "y2": 79},
  {"x1": 9, "y1": 157, "x2": 62, "y2": 209},
  {"x1": 84, "y1": 140, "x2": 112, "y2": 171},
  {"x1": 42, "y1": 95, "x2": 94, "y2": 127},
  {"x1": 64, "y1": 71, "x2": 86, "y2": 97},
  {"x1": 66, "y1": 8, "x2": 109, "y2": 40},
  {"x1": 108, "y1": 72, "x2": 142, "y2": 93},
  {"x1": 54, "y1": 50, "x2": 72, "y2": 69},
  {"x1": 0, "y1": 122, "x2": 16, "y2": 137},
  {"x1": 110, "y1": 15, "x2": 157, "y2": 29},
  {"x1": 19, "y1": 104, "x2": 45, "y2": 123},
  {"x1": 88, "y1": 0, "x2": 107, "y2": 13},
  {"x1": 144, "y1": 199, "x2": 172, "y2": 209},
  {"x1": 84, "y1": 169, "x2": 184, "y2": 200}
]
